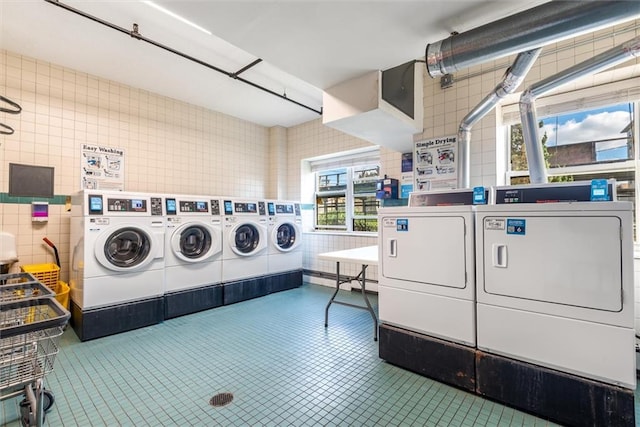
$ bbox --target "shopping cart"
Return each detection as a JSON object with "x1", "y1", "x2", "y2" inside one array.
[{"x1": 0, "y1": 272, "x2": 70, "y2": 427}]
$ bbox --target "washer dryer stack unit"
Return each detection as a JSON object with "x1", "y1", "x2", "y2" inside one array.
[
  {"x1": 475, "y1": 182, "x2": 635, "y2": 427},
  {"x1": 69, "y1": 190, "x2": 165, "y2": 341},
  {"x1": 378, "y1": 188, "x2": 487, "y2": 392},
  {"x1": 163, "y1": 194, "x2": 223, "y2": 319},
  {"x1": 221, "y1": 198, "x2": 269, "y2": 304},
  {"x1": 266, "y1": 200, "x2": 303, "y2": 293}
]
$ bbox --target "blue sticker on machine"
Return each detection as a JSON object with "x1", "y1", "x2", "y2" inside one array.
[
  {"x1": 590, "y1": 179, "x2": 609, "y2": 201},
  {"x1": 473, "y1": 186, "x2": 486, "y2": 205},
  {"x1": 506, "y1": 218, "x2": 526, "y2": 235},
  {"x1": 397, "y1": 219, "x2": 409, "y2": 231}
]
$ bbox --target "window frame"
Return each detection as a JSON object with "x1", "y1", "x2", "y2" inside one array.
[{"x1": 314, "y1": 164, "x2": 380, "y2": 233}]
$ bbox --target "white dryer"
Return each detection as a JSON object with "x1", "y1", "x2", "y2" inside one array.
[
  {"x1": 378, "y1": 189, "x2": 481, "y2": 347},
  {"x1": 377, "y1": 188, "x2": 487, "y2": 392},
  {"x1": 266, "y1": 200, "x2": 303, "y2": 274},
  {"x1": 475, "y1": 201, "x2": 635, "y2": 390},
  {"x1": 163, "y1": 195, "x2": 223, "y2": 319},
  {"x1": 221, "y1": 198, "x2": 268, "y2": 282},
  {"x1": 69, "y1": 190, "x2": 165, "y2": 340}
]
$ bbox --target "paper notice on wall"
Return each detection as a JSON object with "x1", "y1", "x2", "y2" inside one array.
[
  {"x1": 400, "y1": 172, "x2": 414, "y2": 198},
  {"x1": 81, "y1": 144, "x2": 125, "y2": 191},
  {"x1": 414, "y1": 136, "x2": 458, "y2": 191}
]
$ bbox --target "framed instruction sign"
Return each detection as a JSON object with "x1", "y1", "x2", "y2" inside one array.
[
  {"x1": 81, "y1": 144, "x2": 125, "y2": 190},
  {"x1": 414, "y1": 135, "x2": 458, "y2": 191}
]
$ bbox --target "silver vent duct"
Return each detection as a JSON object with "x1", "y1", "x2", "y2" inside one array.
[
  {"x1": 457, "y1": 48, "x2": 541, "y2": 188},
  {"x1": 520, "y1": 36, "x2": 640, "y2": 184},
  {"x1": 426, "y1": 1, "x2": 639, "y2": 78}
]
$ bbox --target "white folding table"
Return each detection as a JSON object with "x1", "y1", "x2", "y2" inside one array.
[{"x1": 318, "y1": 245, "x2": 378, "y2": 341}]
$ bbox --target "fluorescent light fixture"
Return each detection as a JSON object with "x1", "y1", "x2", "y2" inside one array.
[{"x1": 142, "y1": 1, "x2": 212, "y2": 35}]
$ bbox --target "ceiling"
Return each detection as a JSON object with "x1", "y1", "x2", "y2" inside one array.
[{"x1": 0, "y1": 0, "x2": 550, "y2": 128}]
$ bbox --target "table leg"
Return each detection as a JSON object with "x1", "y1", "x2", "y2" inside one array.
[
  {"x1": 358, "y1": 264, "x2": 378, "y2": 341},
  {"x1": 324, "y1": 261, "x2": 341, "y2": 327}
]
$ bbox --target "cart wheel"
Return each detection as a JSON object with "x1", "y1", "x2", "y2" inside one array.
[
  {"x1": 19, "y1": 401, "x2": 31, "y2": 427},
  {"x1": 42, "y1": 389, "x2": 55, "y2": 412},
  {"x1": 20, "y1": 389, "x2": 54, "y2": 412}
]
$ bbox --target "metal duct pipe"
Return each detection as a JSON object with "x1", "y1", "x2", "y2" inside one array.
[
  {"x1": 520, "y1": 36, "x2": 640, "y2": 184},
  {"x1": 426, "y1": 1, "x2": 639, "y2": 78},
  {"x1": 457, "y1": 48, "x2": 541, "y2": 188}
]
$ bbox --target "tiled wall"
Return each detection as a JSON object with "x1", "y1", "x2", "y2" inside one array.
[{"x1": 0, "y1": 49, "x2": 269, "y2": 280}]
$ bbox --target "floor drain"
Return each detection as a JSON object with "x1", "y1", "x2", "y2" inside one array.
[{"x1": 209, "y1": 392, "x2": 234, "y2": 407}]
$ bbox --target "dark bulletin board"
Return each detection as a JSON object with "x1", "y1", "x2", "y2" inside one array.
[{"x1": 9, "y1": 163, "x2": 55, "y2": 198}]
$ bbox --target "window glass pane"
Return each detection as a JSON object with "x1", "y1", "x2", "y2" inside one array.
[
  {"x1": 353, "y1": 166, "x2": 379, "y2": 194},
  {"x1": 353, "y1": 166, "x2": 380, "y2": 180},
  {"x1": 353, "y1": 218, "x2": 378, "y2": 232},
  {"x1": 545, "y1": 103, "x2": 634, "y2": 166},
  {"x1": 316, "y1": 195, "x2": 346, "y2": 228},
  {"x1": 353, "y1": 195, "x2": 379, "y2": 216},
  {"x1": 510, "y1": 123, "x2": 529, "y2": 172},
  {"x1": 317, "y1": 169, "x2": 347, "y2": 192},
  {"x1": 510, "y1": 103, "x2": 635, "y2": 171}
]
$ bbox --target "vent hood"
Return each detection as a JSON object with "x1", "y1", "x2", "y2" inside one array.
[{"x1": 322, "y1": 61, "x2": 423, "y2": 152}]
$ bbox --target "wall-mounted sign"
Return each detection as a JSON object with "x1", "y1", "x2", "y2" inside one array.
[
  {"x1": 81, "y1": 144, "x2": 125, "y2": 191},
  {"x1": 400, "y1": 152, "x2": 414, "y2": 198},
  {"x1": 414, "y1": 136, "x2": 458, "y2": 191}
]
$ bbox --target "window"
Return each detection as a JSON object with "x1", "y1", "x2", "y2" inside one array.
[
  {"x1": 315, "y1": 165, "x2": 380, "y2": 232},
  {"x1": 506, "y1": 101, "x2": 638, "y2": 237}
]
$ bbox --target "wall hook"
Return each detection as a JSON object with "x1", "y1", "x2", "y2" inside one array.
[
  {"x1": 0, "y1": 95, "x2": 21, "y2": 114},
  {"x1": 0, "y1": 123, "x2": 15, "y2": 135}
]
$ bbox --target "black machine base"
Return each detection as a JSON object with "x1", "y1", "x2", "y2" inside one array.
[
  {"x1": 223, "y1": 270, "x2": 302, "y2": 306},
  {"x1": 70, "y1": 297, "x2": 164, "y2": 341},
  {"x1": 266, "y1": 270, "x2": 303, "y2": 294},
  {"x1": 223, "y1": 277, "x2": 267, "y2": 305},
  {"x1": 475, "y1": 351, "x2": 635, "y2": 427},
  {"x1": 164, "y1": 284, "x2": 223, "y2": 320},
  {"x1": 379, "y1": 323, "x2": 476, "y2": 392}
]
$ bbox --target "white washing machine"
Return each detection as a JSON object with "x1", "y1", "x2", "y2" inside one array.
[
  {"x1": 378, "y1": 189, "x2": 484, "y2": 347},
  {"x1": 163, "y1": 194, "x2": 224, "y2": 318},
  {"x1": 475, "y1": 201, "x2": 635, "y2": 389},
  {"x1": 266, "y1": 200, "x2": 303, "y2": 274},
  {"x1": 221, "y1": 198, "x2": 268, "y2": 282},
  {"x1": 69, "y1": 190, "x2": 165, "y2": 340}
]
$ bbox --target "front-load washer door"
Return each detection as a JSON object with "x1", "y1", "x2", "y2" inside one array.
[
  {"x1": 230, "y1": 222, "x2": 266, "y2": 256},
  {"x1": 171, "y1": 223, "x2": 222, "y2": 263},
  {"x1": 95, "y1": 226, "x2": 156, "y2": 272},
  {"x1": 272, "y1": 222, "x2": 301, "y2": 252}
]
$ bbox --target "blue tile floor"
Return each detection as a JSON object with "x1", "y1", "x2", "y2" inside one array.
[{"x1": 1, "y1": 283, "x2": 635, "y2": 426}]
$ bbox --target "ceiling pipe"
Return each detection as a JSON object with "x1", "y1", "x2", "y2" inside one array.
[
  {"x1": 426, "y1": 1, "x2": 640, "y2": 78},
  {"x1": 44, "y1": 0, "x2": 322, "y2": 116},
  {"x1": 457, "y1": 48, "x2": 541, "y2": 188},
  {"x1": 520, "y1": 36, "x2": 640, "y2": 184}
]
